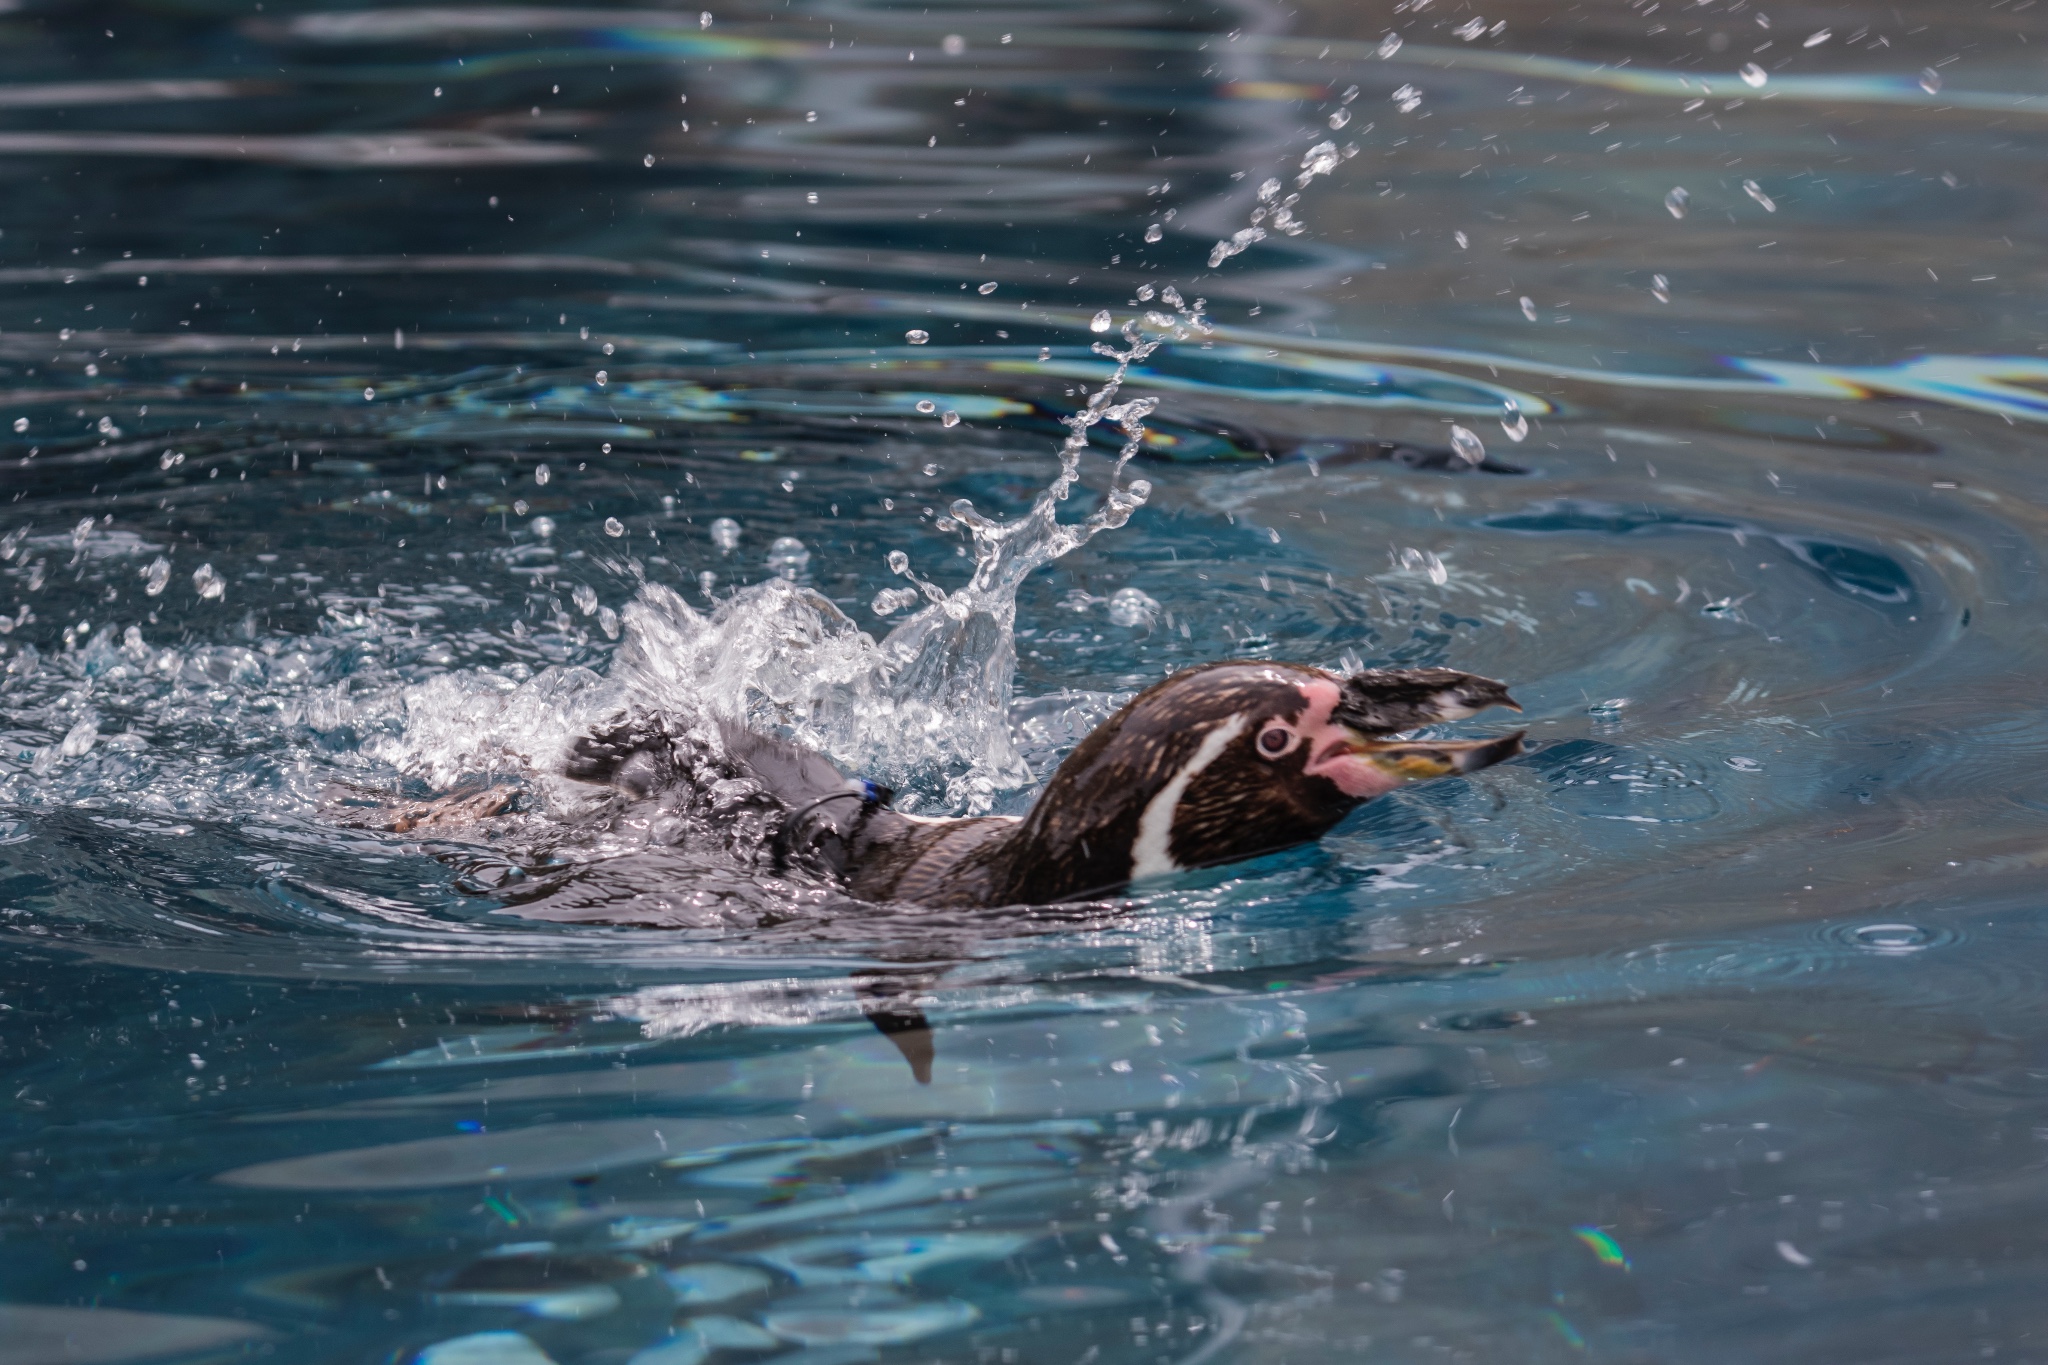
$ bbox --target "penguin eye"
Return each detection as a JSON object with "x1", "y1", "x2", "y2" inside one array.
[{"x1": 1257, "y1": 723, "x2": 1295, "y2": 758}]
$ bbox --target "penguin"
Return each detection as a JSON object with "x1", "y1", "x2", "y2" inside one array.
[{"x1": 557, "y1": 661, "x2": 1524, "y2": 909}]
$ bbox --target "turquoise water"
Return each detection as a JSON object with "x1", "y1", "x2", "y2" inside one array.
[{"x1": 4, "y1": 1, "x2": 2048, "y2": 1362}]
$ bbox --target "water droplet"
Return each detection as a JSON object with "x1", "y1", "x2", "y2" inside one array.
[
  {"x1": 604, "y1": 517, "x2": 625, "y2": 537},
  {"x1": 1725, "y1": 755, "x2": 1762, "y2": 772},
  {"x1": 10, "y1": 418, "x2": 24, "y2": 433},
  {"x1": 1454, "y1": 230, "x2": 1469, "y2": 248},
  {"x1": 977, "y1": 280, "x2": 997, "y2": 294},
  {"x1": 362, "y1": 386, "x2": 375, "y2": 401},
  {"x1": 905, "y1": 329, "x2": 930, "y2": 345},
  {"x1": 532, "y1": 516, "x2": 555, "y2": 538},
  {"x1": 1391, "y1": 84, "x2": 1422, "y2": 112},
  {"x1": 1397, "y1": 547, "x2": 1449, "y2": 587},
  {"x1": 1919, "y1": 67, "x2": 1942, "y2": 94},
  {"x1": 191, "y1": 563, "x2": 225, "y2": 600},
  {"x1": 535, "y1": 463, "x2": 551, "y2": 485},
  {"x1": 1377, "y1": 32, "x2": 1402, "y2": 57},
  {"x1": 886, "y1": 549, "x2": 910, "y2": 575},
  {"x1": 1105, "y1": 586, "x2": 1160, "y2": 627},
  {"x1": 1850, "y1": 923, "x2": 1935, "y2": 953},
  {"x1": 1453, "y1": 16, "x2": 1487, "y2": 40},
  {"x1": 512, "y1": 499, "x2": 529, "y2": 516},
  {"x1": 1327, "y1": 108, "x2": 1351, "y2": 129},
  {"x1": 1448, "y1": 425, "x2": 1484, "y2": 467},
  {"x1": 915, "y1": 399, "x2": 937, "y2": 414},
  {"x1": 1665, "y1": 186, "x2": 1690, "y2": 218},
  {"x1": 942, "y1": 33, "x2": 965, "y2": 54},
  {"x1": 1144, "y1": 223, "x2": 1163, "y2": 242},
  {"x1": 595, "y1": 370, "x2": 608, "y2": 386},
  {"x1": 766, "y1": 536, "x2": 811, "y2": 579},
  {"x1": 572, "y1": 583, "x2": 599, "y2": 615},
  {"x1": 1500, "y1": 408, "x2": 1529, "y2": 441},
  {"x1": 1802, "y1": 28, "x2": 1831, "y2": 46},
  {"x1": 1037, "y1": 347, "x2": 1051, "y2": 361},
  {"x1": 1651, "y1": 272, "x2": 1671, "y2": 302},
  {"x1": 70, "y1": 517, "x2": 92, "y2": 551},
  {"x1": 1519, "y1": 295, "x2": 1538, "y2": 321},
  {"x1": 1739, "y1": 63, "x2": 1767, "y2": 88},
  {"x1": 1090, "y1": 310, "x2": 1113, "y2": 333},
  {"x1": 699, "y1": 10, "x2": 713, "y2": 26},
  {"x1": 709, "y1": 517, "x2": 741, "y2": 552},
  {"x1": 643, "y1": 153, "x2": 655, "y2": 168},
  {"x1": 597, "y1": 606, "x2": 620, "y2": 638},
  {"x1": 142, "y1": 557, "x2": 170, "y2": 596},
  {"x1": 1742, "y1": 179, "x2": 1776, "y2": 212},
  {"x1": 1587, "y1": 697, "x2": 1628, "y2": 717},
  {"x1": 941, "y1": 410, "x2": 960, "y2": 428}
]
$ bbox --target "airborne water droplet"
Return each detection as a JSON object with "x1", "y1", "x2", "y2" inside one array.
[
  {"x1": 1803, "y1": 28, "x2": 1831, "y2": 46},
  {"x1": 1665, "y1": 186, "x2": 1690, "y2": 218},
  {"x1": 1105, "y1": 586, "x2": 1160, "y2": 627},
  {"x1": 1144, "y1": 223, "x2": 1163, "y2": 242},
  {"x1": 977, "y1": 281, "x2": 997, "y2": 294},
  {"x1": 573, "y1": 583, "x2": 599, "y2": 615},
  {"x1": 905, "y1": 329, "x2": 930, "y2": 345},
  {"x1": 1519, "y1": 295, "x2": 1538, "y2": 321},
  {"x1": 1919, "y1": 67, "x2": 1943, "y2": 94},
  {"x1": 604, "y1": 517, "x2": 625, "y2": 537},
  {"x1": 534, "y1": 463, "x2": 551, "y2": 485},
  {"x1": 1448, "y1": 425, "x2": 1484, "y2": 468},
  {"x1": 941, "y1": 410, "x2": 960, "y2": 428},
  {"x1": 1500, "y1": 405, "x2": 1529, "y2": 441},
  {"x1": 1739, "y1": 63, "x2": 1767, "y2": 88},
  {"x1": 191, "y1": 563, "x2": 224, "y2": 600},
  {"x1": 1743, "y1": 179, "x2": 1777, "y2": 212},
  {"x1": 1090, "y1": 310, "x2": 1113, "y2": 333},
  {"x1": 915, "y1": 399, "x2": 937, "y2": 414},
  {"x1": 710, "y1": 516, "x2": 741, "y2": 552},
  {"x1": 766, "y1": 535, "x2": 811, "y2": 579},
  {"x1": 1327, "y1": 108, "x2": 1351, "y2": 130},
  {"x1": 142, "y1": 556, "x2": 170, "y2": 596},
  {"x1": 1651, "y1": 273, "x2": 1671, "y2": 302},
  {"x1": 1376, "y1": 32, "x2": 1402, "y2": 58}
]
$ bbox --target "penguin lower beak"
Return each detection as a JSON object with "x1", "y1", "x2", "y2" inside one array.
[{"x1": 1352, "y1": 731, "x2": 1528, "y2": 783}]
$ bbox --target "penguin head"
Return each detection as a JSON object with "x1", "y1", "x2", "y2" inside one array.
[{"x1": 1010, "y1": 662, "x2": 1523, "y2": 901}]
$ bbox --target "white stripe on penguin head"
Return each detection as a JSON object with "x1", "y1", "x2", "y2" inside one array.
[{"x1": 1130, "y1": 713, "x2": 1249, "y2": 882}]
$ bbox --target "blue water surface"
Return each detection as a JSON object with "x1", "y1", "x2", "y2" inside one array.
[{"x1": 3, "y1": 1, "x2": 2048, "y2": 1363}]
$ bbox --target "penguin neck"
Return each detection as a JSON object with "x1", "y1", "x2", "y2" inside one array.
[{"x1": 984, "y1": 757, "x2": 1156, "y2": 905}]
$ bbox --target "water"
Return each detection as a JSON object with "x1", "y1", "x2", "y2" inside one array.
[{"x1": 4, "y1": 1, "x2": 2048, "y2": 1361}]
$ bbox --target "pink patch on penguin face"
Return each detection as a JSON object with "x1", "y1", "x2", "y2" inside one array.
[{"x1": 1291, "y1": 677, "x2": 1406, "y2": 800}]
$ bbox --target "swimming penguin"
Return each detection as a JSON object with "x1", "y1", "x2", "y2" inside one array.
[{"x1": 559, "y1": 661, "x2": 1524, "y2": 909}]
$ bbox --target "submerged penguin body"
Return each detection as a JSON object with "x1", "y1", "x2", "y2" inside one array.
[{"x1": 566, "y1": 661, "x2": 1524, "y2": 909}]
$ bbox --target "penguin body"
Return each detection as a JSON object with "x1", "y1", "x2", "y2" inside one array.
[{"x1": 560, "y1": 661, "x2": 1523, "y2": 909}]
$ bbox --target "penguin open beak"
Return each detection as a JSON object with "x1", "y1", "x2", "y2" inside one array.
[{"x1": 1333, "y1": 668, "x2": 1521, "y2": 734}]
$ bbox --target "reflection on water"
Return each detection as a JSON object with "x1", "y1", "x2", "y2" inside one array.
[{"x1": 5, "y1": 0, "x2": 2048, "y2": 1362}]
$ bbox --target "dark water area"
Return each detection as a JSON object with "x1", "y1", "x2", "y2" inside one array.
[{"x1": 4, "y1": 0, "x2": 2048, "y2": 1362}]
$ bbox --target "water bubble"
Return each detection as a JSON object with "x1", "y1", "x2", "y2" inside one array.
[
  {"x1": 1651, "y1": 272, "x2": 1671, "y2": 302},
  {"x1": 10, "y1": 418, "x2": 24, "y2": 433},
  {"x1": 915, "y1": 399, "x2": 937, "y2": 414},
  {"x1": 1519, "y1": 295, "x2": 1538, "y2": 321},
  {"x1": 709, "y1": 517, "x2": 741, "y2": 552},
  {"x1": 1377, "y1": 32, "x2": 1402, "y2": 57},
  {"x1": 887, "y1": 549, "x2": 911, "y2": 575},
  {"x1": 1919, "y1": 67, "x2": 1943, "y2": 94},
  {"x1": 1327, "y1": 108, "x2": 1351, "y2": 129},
  {"x1": 141, "y1": 556, "x2": 170, "y2": 596},
  {"x1": 1144, "y1": 223, "x2": 1163, "y2": 242},
  {"x1": 1739, "y1": 63, "x2": 1767, "y2": 87},
  {"x1": 942, "y1": 33, "x2": 965, "y2": 54},
  {"x1": 1803, "y1": 28, "x2": 1832, "y2": 46},
  {"x1": 1665, "y1": 186, "x2": 1690, "y2": 217},
  {"x1": 1090, "y1": 310, "x2": 1113, "y2": 333},
  {"x1": 1742, "y1": 179, "x2": 1776, "y2": 212},
  {"x1": 1397, "y1": 547, "x2": 1449, "y2": 587},
  {"x1": 1105, "y1": 586, "x2": 1160, "y2": 627},
  {"x1": 871, "y1": 586, "x2": 921, "y2": 616},
  {"x1": 1448, "y1": 425, "x2": 1484, "y2": 468},
  {"x1": 766, "y1": 536, "x2": 811, "y2": 579},
  {"x1": 532, "y1": 516, "x2": 555, "y2": 538},
  {"x1": 905, "y1": 329, "x2": 930, "y2": 345},
  {"x1": 1849, "y1": 923, "x2": 1936, "y2": 954},
  {"x1": 1391, "y1": 84, "x2": 1422, "y2": 113},
  {"x1": 977, "y1": 280, "x2": 997, "y2": 294},
  {"x1": 604, "y1": 517, "x2": 625, "y2": 537},
  {"x1": 534, "y1": 463, "x2": 551, "y2": 485},
  {"x1": 191, "y1": 563, "x2": 224, "y2": 600},
  {"x1": 940, "y1": 410, "x2": 960, "y2": 428}
]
